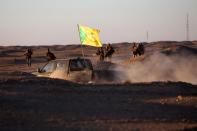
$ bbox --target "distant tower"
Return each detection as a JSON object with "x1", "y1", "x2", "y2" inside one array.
[
  {"x1": 186, "y1": 13, "x2": 190, "y2": 41},
  {"x1": 146, "y1": 31, "x2": 149, "y2": 42}
]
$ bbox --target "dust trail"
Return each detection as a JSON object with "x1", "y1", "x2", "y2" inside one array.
[{"x1": 116, "y1": 53, "x2": 197, "y2": 84}]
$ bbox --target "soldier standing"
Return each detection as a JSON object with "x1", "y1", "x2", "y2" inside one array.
[
  {"x1": 46, "y1": 48, "x2": 56, "y2": 61},
  {"x1": 24, "y1": 48, "x2": 33, "y2": 67},
  {"x1": 132, "y1": 43, "x2": 138, "y2": 58},
  {"x1": 105, "y1": 43, "x2": 115, "y2": 61},
  {"x1": 96, "y1": 47, "x2": 104, "y2": 61}
]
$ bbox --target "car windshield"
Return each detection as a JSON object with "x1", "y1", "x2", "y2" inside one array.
[
  {"x1": 69, "y1": 59, "x2": 92, "y2": 71},
  {"x1": 42, "y1": 61, "x2": 57, "y2": 73}
]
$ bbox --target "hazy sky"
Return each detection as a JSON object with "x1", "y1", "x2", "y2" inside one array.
[{"x1": 0, "y1": 0, "x2": 197, "y2": 45}]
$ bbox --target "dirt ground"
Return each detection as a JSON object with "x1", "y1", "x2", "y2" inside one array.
[{"x1": 0, "y1": 41, "x2": 197, "y2": 130}]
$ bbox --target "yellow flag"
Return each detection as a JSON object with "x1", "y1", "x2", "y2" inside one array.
[{"x1": 78, "y1": 25, "x2": 102, "y2": 47}]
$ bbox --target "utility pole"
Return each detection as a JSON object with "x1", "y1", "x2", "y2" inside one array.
[
  {"x1": 146, "y1": 31, "x2": 149, "y2": 42},
  {"x1": 186, "y1": 13, "x2": 190, "y2": 41}
]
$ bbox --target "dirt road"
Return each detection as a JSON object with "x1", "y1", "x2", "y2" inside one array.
[{"x1": 0, "y1": 76, "x2": 197, "y2": 131}]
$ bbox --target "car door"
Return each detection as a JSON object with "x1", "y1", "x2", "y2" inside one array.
[
  {"x1": 50, "y1": 60, "x2": 69, "y2": 79},
  {"x1": 68, "y1": 59, "x2": 93, "y2": 82}
]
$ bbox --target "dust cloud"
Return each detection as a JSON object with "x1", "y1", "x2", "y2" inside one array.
[{"x1": 116, "y1": 53, "x2": 197, "y2": 84}]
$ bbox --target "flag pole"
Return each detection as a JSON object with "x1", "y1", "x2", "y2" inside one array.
[{"x1": 77, "y1": 24, "x2": 85, "y2": 58}]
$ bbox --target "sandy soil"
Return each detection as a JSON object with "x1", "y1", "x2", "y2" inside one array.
[{"x1": 0, "y1": 41, "x2": 197, "y2": 130}]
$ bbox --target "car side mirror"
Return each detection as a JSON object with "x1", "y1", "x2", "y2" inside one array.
[{"x1": 37, "y1": 68, "x2": 42, "y2": 73}]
